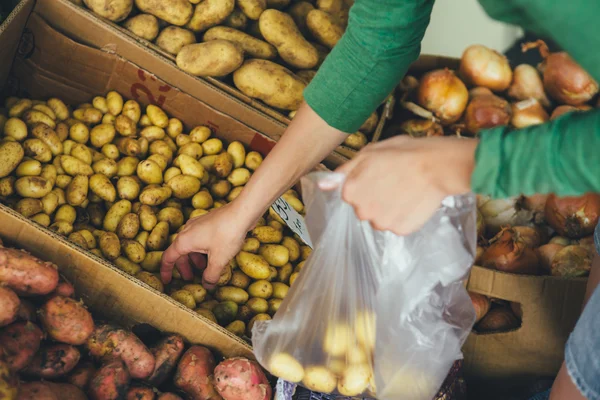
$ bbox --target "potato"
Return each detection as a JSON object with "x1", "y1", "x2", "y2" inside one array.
[
  {"x1": 251, "y1": 225, "x2": 283, "y2": 244},
  {"x1": 124, "y1": 14, "x2": 160, "y2": 40},
  {"x1": 187, "y1": 126, "x2": 210, "y2": 144},
  {"x1": 23, "y1": 140, "x2": 50, "y2": 163},
  {"x1": 174, "y1": 346, "x2": 221, "y2": 400},
  {"x1": 23, "y1": 110, "x2": 56, "y2": 129},
  {"x1": 117, "y1": 156, "x2": 140, "y2": 176},
  {"x1": 0, "y1": 142, "x2": 23, "y2": 178},
  {"x1": 120, "y1": 100, "x2": 141, "y2": 125},
  {"x1": 83, "y1": 0, "x2": 133, "y2": 21},
  {"x1": 116, "y1": 213, "x2": 140, "y2": 239},
  {"x1": 67, "y1": 361, "x2": 96, "y2": 391},
  {"x1": 268, "y1": 352, "x2": 304, "y2": 383},
  {"x1": 213, "y1": 152, "x2": 233, "y2": 178},
  {"x1": 146, "y1": 334, "x2": 186, "y2": 387},
  {"x1": 0, "y1": 286, "x2": 19, "y2": 327},
  {"x1": 212, "y1": 301, "x2": 238, "y2": 325},
  {"x1": 4, "y1": 117, "x2": 28, "y2": 141},
  {"x1": 99, "y1": 232, "x2": 121, "y2": 260},
  {"x1": 303, "y1": 366, "x2": 337, "y2": 393},
  {"x1": 244, "y1": 298, "x2": 266, "y2": 315},
  {"x1": 149, "y1": 140, "x2": 173, "y2": 162},
  {"x1": 271, "y1": 282, "x2": 289, "y2": 300},
  {"x1": 157, "y1": 207, "x2": 184, "y2": 232},
  {"x1": 55, "y1": 204, "x2": 77, "y2": 224},
  {"x1": 137, "y1": 159, "x2": 163, "y2": 185},
  {"x1": 323, "y1": 322, "x2": 351, "y2": 357},
  {"x1": 93, "y1": 158, "x2": 118, "y2": 178},
  {"x1": 228, "y1": 270, "x2": 250, "y2": 290},
  {"x1": 0, "y1": 321, "x2": 44, "y2": 371},
  {"x1": 89, "y1": 124, "x2": 116, "y2": 148},
  {"x1": 171, "y1": 289, "x2": 196, "y2": 309},
  {"x1": 197, "y1": 299, "x2": 219, "y2": 311},
  {"x1": 175, "y1": 154, "x2": 205, "y2": 179},
  {"x1": 257, "y1": 244, "x2": 288, "y2": 267},
  {"x1": 167, "y1": 174, "x2": 201, "y2": 199},
  {"x1": 204, "y1": 26, "x2": 276, "y2": 59},
  {"x1": 196, "y1": 308, "x2": 218, "y2": 323},
  {"x1": 104, "y1": 199, "x2": 132, "y2": 232},
  {"x1": 30, "y1": 213, "x2": 51, "y2": 227},
  {"x1": 266, "y1": 298, "x2": 281, "y2": 315},
  {"x1": 73, "y1": 108, "x2": 103, "y2": 124},
  {"x1": 89, "y1": 174, "x2": 116, "y2": 202},
  {"x1": 122, "y1": 239, "x2": 146, "y2": 263},
  {"x1": 115, "y1": 114, "x2": 136, "y2": 137},
  {"x1": 23, "y1": 344, "x2": 81, "y2": 379},
  {"x1": 14, "y1": 176, "x2": 51, "y2": 199},
  {"x1": 148, "y1": 221, "x2": 170, "y2": 250},
  {"x1": 88, "y1": 359, "x2": 131, "y2": 400},
  {"x1": 215, "y1": 286, "x2": 249, "y2": 304},
  {"x1": 177, "y1": 41, "x2": 244, "y2": 77},
  {"x1": 236, "y1": 251, "x2": 271, "y2": 279},
  {"x1": 70, "y1": 143, "x2": 93, "y2": 165},
  {"x1": 240, "y1": 238, "x2": 259, "y2": 254},
  {"x1": 142, "y1": 105, "x2": 167, "y2": 129},
  {"x1": 66, "y1": 175, "x2": 89, "y2": 206},
  {"x1": 40, "y1": 296, "x2": 94, "y2": 345},
  {"x1": 104, "y1": 91, "x2": 124, "y2": 116},
  {"x1": 0, "y1": 176, "x2": 14, "y2": 197},
  {"x1": 259, "y1": 10, "x2": 318, "y2": 69},
  {"x1": 224, "y1": 8, "x2": 248, "y2": 29},
  {"x1": 141, "y1": 251, "x2": 163, "y2": 272},
  {"x1": 307, "y1": 9, "x2": 343, "y2": 49},
  {"x1": 186, "y1": 0, "x2": 234, "y2": 32},
  {"x1": 115, "y1": 137, "x2": 142, "y2": 157},
  {"x1": 90, "y1": 96, "x2": 108, "y2": 114},
  {"x1": 139, "y1": 185, "x2": 172, "y2": 207},
  {"x1": 226, "y1": 167, "x2": 251, "y2": 187},
  {"x1": 343, "y1": 132, "x2": 367, "y2": 150},
  {"x1": 61, "y1": 155, "x2": 94, "y2": 176},
  {"x1": 246, "y1": 313, "x2": 270, "y2": 336},
  {"x1": 191, "y1": 190, "x2": 213, "y2": 210},
  {"x1": 134, "y1": 271, "x2": 163, "y2": 293},
  {"x1": 31, "y1": 123, "x2": 62, "y2": 155},
  {"x1": 127, "y1": 385, "x2": 156, "y2": 400},
  {"x1": 47, "y1": 98, "x2": 69, "y2": 121},
  {"x1": 69, "y1": 231, "x2": 89, "y2": 249},
  {"x1": 359, "y1": 111, "x2": 379, "y2": 134},
  {"x1": 337, "y1": 364, "x2": 370, "y2": 396},
  {"x1": 8, "y1": 99, "x2": 32, "y2": 118},
  {"x1": 135, "y1": 0, "x2": 193, "y2": 26},
  {"x1": 247, "y1": 280, "x2": 272, "y2": 299},
  {"x1": 15, "y1": 198, "x2": 42, "y2": 218},
  {"x1": 179, "y1": 284, "x2": 206, "y2": 304},
  {"x1": 222, "y1": 142, "x2": 245, "y2": 170},
  {"x1": 288, "y1": 1, "x2": 314, "y2": 36},
  {"x1": 156, "y1": 26, "x2": 197, "y2": 55}
]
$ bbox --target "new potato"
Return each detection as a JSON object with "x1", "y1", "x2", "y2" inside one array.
[
  {"x1": 90, "y1": 174, "x2": 116, "y2": 202},
  {"x1": 134, "y1": 0, "x2": 193, "y2": 26},
  {"x1": 203, "y1": 26, "x2": 276, "y2": 59},
  {"x1": 124, "y1": 14, "x2": 160, "y2": 41},
  {"x1": 23, "y1": 139, "x2": 51, "y2": 163},
  {"x1": 66, "y1": 175, "x2": 89, "y2": 206},
  {"x1": 236, "y1": 251, "x2": 271, "y2": 279},
  {"x1": 176, "y1": 41, "x2": 244, "y2": 77},
  {"x1": 122, "y1": 239, "x2": 146, "y2": 263},
  {"x1": 156, "y1": 27, "x2": 197, "y2": 55},
  {"x1": 259, "y1": 244, "x2": 289, "y2": 266},
  {"x1": 167, "y1": 175, "x2": 201, "y2": 199},
  {"x1": 83, "y1": 0, "x2": 133, "y2": 21},
  {"x1": 186, "y1": 0, "x2": 235, "y2": 32},
  {"x1": 104, "y1": 200, "x2": 132, "y2": 232},
  {"x1": 307, "y1": 10, "x2": 344, "y2": 49},
  {"x1": 215, "y1": 287, "x2": 249, "y2": 304}
]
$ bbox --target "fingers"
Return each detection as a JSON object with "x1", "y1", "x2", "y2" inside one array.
[
  {"x1": 189, "y1": 252, "x2": 207, "y2": 271},
  {"x1": 160, "y1": 243, "x2": 181, "y2": 284},
  {"x1": 175, "y1": 256, "x2": 194, "y2": 281},
  {"x1": 202, "y1": 258, "x2": 225, "y2": 291}
]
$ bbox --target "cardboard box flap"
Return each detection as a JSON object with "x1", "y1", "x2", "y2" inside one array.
[{"x1": 0, "y1": 0, "x2": 34, "y2": 93}]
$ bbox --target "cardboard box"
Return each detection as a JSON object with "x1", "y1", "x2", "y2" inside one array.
[
  {"x1": 0, "y1": 0, "x2": 34, "y2": 90},
  {"x1": 463, "y1": 265, "x2": 587, "y2": 385}
]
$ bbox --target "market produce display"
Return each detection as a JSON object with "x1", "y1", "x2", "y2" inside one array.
[
  {"x1": 75, "y1": 0, "x2": 381, "y2": 150},
  {"x1": 0, "y1": 92, "x2": 310, "y2": 337},
  {"x1": 0, "y1": 242, "x2": 272, "y2": 399},
  {"x1": 391, "y1": 41, "x2": 598, "y2": 138},
  {"x1": 468, "y1": 292, "x2": 522, "y2": 333}
]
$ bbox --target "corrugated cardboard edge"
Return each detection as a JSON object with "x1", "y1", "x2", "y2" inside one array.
[{"x1": 0, "y1": 0, "x2": 34, "y2": 93}]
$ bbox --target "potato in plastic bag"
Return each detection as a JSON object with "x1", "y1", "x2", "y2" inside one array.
[{"x1": 253, "y1": 172, "x2": 477, "y2": 400}]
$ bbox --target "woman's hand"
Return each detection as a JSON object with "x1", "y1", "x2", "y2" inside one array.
[{"x1": 326, "y1": 135, "x2": 478, "y2": 235}]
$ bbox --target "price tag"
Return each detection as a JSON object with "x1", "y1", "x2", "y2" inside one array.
[{"x1": 272, "y1": 197, "x2": 313, "y2": 248}]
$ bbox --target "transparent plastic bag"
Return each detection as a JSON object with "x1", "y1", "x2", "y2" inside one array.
[{"x1": 253, "y1": 172, "x2": 477, "y2": 400}]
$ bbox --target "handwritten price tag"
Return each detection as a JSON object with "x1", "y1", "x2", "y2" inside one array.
[{"x1": 272, "y1": 197, "x2": 313, "y2": 248}]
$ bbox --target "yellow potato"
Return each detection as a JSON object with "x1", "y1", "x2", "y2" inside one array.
[
  {"x1": 135, "y1": 0, "x2": 193, "y2": 26},
  {"x1": 147, "y1": 221, "x2": 170, "y2": 251},
  {"x1": 281, "y1": 237, "x2": 300, "y2": 262},
  {"x1": 268, "y1": 353, "x2": 304, "y2": 383},
  {"x1": 238, "y1": 238, "x2": 259, "y2": 254},
  {"x1": 359, "y1": 111, "x2": 379, "y2": 134},
  {"x1": 303, "y1": 366, "x2": 337, "y2": 393},
  {"x1": 106, "y1": 91, "x2": 124, "y2": 116},
  {"x1": 146, "y1": 155, "x2": 168, "y2": 172},
  {"x1": 346, "y1": 346, "x2": 368, "y2": 365},
  {"x1": 16, "y1": 160, "x2": 42, "y2": 177},
  {"x1": 227, "y1": 167, "x2": 251, "y2": 187},
  {"x1": 88, "y1": 174, "x2": 116, "y2": 202},
  {"x1": 31, "y1": 213, "x2": 51, "y2": 227},
  {"x1": 0, "y1": 176, "x2": 14, "y2": 197},
  {"x1": 182, "y1": 284, "x2": 207, "y2": 303},
  {"x1": 190, "y1": 126, "x2": 212, "y2": 143},
  {"x1": 247, "y1": 280, "x2": 273, "y2": 299},
  {"x1": 149, "y1": 140, "x2": 173, "y2": 162},
  {"x1": 245, "y1": 151, "x2": 263, "y2": 170},
  {"x1": 60, "y1": 155, "x2": 93, "y2": 176},
  {"x1": 175, "y1": 134, "x2": 192, "y2": 148},
  {"x1": 343, "y1": 132, "x2": 367, "y2": 150},
  {"x1": 252, "y1": 225, "x2": 283, "y2": 244},
  {"x1": 271, "y1": 282, "x2": 289, "y2": 299},
  {"x1": 117, "y1": 156, "x2": 140, "y2": 176},
  {"x1": 55, "y1": 204, "x2": 77, "y2": 224},
  {"x1": 213, "y1": 152, "x2": 233, "y2": 178},
  {"x1": 171, "y1": 289, "x2": 196, "y2": 309},
  {"x1": 258, "y1": 244, "x2": 289, "y2": 267},
  {"x1": 115, "y1": 115, "x2": 136, "y2": 137},
  {"x1": 210, "y1": 180, "x2": 231, "y2": 199},
  {"x1": 90, "y1": 124, "x2": 117, "y2": 148},
  {"x1": 177, "y1": 41, "x2": 244, "y2": 77},
  {"x1": 188, "y1": 209, "x2": 208, "y2": 219},
  {"x1": 122, "y1": 239, "x2": 147, "y2": 263},
  {"x1": 196, "y1": 308, "x2": 218, "y2": 323},
  {"x1": 226, "y1": 141, "x2": 246, "y2": 169},
  {"x1": 224, "y1": 8, "x2": 248, "y2": 29},
  {"x1": 73, "y1": 108, "x2": 103, "y2": 125},
  {"x1": 66, "y1": 175, "x2": 89, "y2": 206},
  {"x1": 116, "y1": 176, "x2": 141, "y2": 200},
  {"x1": 104, "y1": 199, "x2": 132, "y2": 232},
  {"x1": 301, "y1": 245, "x2": 312, "y2": 260},
  {"x1": 102, "y1": 114, "x2": 116, "y2": 125},
  {"x1": 135, "y1": 271, "x2": 164, "y2": 292},
  {"x1": 323, "y1": 322, "x2": 351, "y2": 357},
  {"x1": 8, "y1": 99, "x2": 32, "y2": 118},
  {"x1": 39, "y1": 192, "x2": 59, "y2": 216},
  {"x1": 23, "y1": 110, "x2": 56, "y2": 129},
  {"x1": 287, "y1": 1, "x2": 314, "y2": 36},
  {"x1": 99, "y1": 231, "x2": 121, "y2": 260},
  {"x1": 236, "y1": 251, "x2": 271, "y2": 279},
  {"x1": 175, "y1": 154, "x2": 205, "y2": 179},
  {"x1": 139, "y1": 115, "x2": 152, "y2": 127},
  {"x1": 114, "y1": 256, "x2": 142, "y2": 275},
  {"x1": 246, "y1": 312, "x2": 271, "y2": 336},
  {"x1": 69, "y1": 144, "x2": 92, "y2": 166},
  {"x1": 141, "y1": 251, "x2": 163, "y2": 272},
  {"x1": 317, "y1": 0, "x2": 342, "y2": 13},
  {"x1": 116, "y1": 213, "x2": 140, "y2": 239},
  {"x1": 178, "y1": 143, "x2": 204, "y2": 161},
  {"x1": 307, "y1": 10, "x2": 343, "y2": 49},
  {"x1": 67, "y1": 123, "x2": 88, "y2": 144},
  {"x1": 337, "y1": 364, "x2": 370, "y2": 396},
  {"x1": 15, "y1": 198, "x2": 43, "y2": 217},
  {"x1": 259, "y1": 10, "x2": 318, "y2": 69},
  {"x1": 124, "y1": 13, "x2": 160, "y2": 41},
  {"x1": 156, "y1": 26, "x2": 197, "y2": 55},
  {"x1": 70, "y1": 231, "x2": 90, "y2": 249},
  {"x1": 355, "y1": 310, "x2": 376, "y2": 351},
  {"x1": 83, "y1": 0, "x2": 133, "y2": 21},
  {"x1": 186, "y1": 0, "x2": 235, "y2": 32},
  {"x1": 47, "y1": 98, "x2": 69, "y2": 121},
  {"x1": 117, "y1": 101, "x2": 139, "y2": 126},
  {"x1": 198, "y1": 155, "x2": 217, "y2": 172},
  {"x1": 55, "y1": 122, "x2": 69, "y2": 142},
  {"x1": 164, "y1": 118, "x2": 183, "y2": 139},
  {"x1": 233, "y1": 60, "x2": 306, "y2": 110},
  {"x1": 136, "y1": 159, "x2": 163, "y2": 185},
  {"x1": 237, "y1": 0, "x2": 265, "y2": 20},
  {"x1": 23, "y1": 139, "x2": 51, "y2": 163},
  {"x1": 215, "y1": 286, "x2": 249, "y2": 304},
  {"x1": 93, "y1": 158, "x2": 118, "y2": 178},
  {"x1": 92, "y1": 96, "x2": 109, "y2": 114},
  {"x1": 143, "y1": 105, "x2": 168, "y2": 129},
  {"x1": 244, "y1": 298, "x2": 266, "y2": 315},
  {"x1": 277, "y1": 263, "x2": 293, "y2": 283},
  {"x1": 226, "y1": 320, "x2": 245, "y2": 337},
  {"x1": 230, "y1": 270, "x2": 251, "y2": 289},
  {"x1": 203, "y1": 26, "x2": 276, "y2": 59},
  {"x1": 157, "y1": 207, "x2": 184, "y2": 232},
  {"x1": 268, "y1": 298, "x2": 282, "y2": 315},
  {"x1": 139, "y1": 185, "x2": 172, "y2": 206},
  {"x1": 4, "y1": 118, "x2": 28, "y2": 141},
  {"x1": 191, "y1": 190, "x2": 213, "y2": 210},
  {"x1": 50, "y1": 220, "x2": 74, "y2": 236},
  {"x1": 225, "y1": 186, "x2": 243, "y2": 202},
  {"x1": 167, "y1": 174, "x2": 201, "y2": 199},
  {"x1": 138, "y1": 127, "x2": 164, "y2": 143},
  {"x1": 115, "y1": 137, "x2": 143, "y2": 157}
]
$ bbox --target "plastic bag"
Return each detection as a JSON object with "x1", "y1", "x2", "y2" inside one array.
[{"x1": 253, "y1": 172, "x2": 477, "y2": 400}]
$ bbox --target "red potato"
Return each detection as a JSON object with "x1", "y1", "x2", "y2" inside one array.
[
  {"x1": 158, "y1": 394, "x2": 184, "y2": 400},
  {"x1": 88, "y1": 325, "x2": 155, "y2": 379},
  {"x1": 0, "y1": 286, "x2": 19, "y2": 326},
  {"x1": 39, "y1": 296, "x2": 95, "y2": 345},
  {"x1": 68, "y1": 361, "x2": 97, "y2": 390},
  {"x1": 0, "y1": 358, "x2": 18, "y2": 400},
  {"x1": 53, "y1": 279, "x2": 75, "y2": 298},
  {"x1": 22, "y1": 344, "x2": 81, "y2": 379},
  {"x1": 127, "y1": 385, "x2": 156, "y2": 400},
  {"x1": 16, "y1": 299, "x2": 36, "y2": 322},
  {"x1": 174, "y1": 346, "x2": 222, "y2": 400},
  {"x1": 17, "y1": 381, "x2": 87, "y2": 400},
  {"x1": 147, "y1": 334, "x2": 185, "y2": 386},
  {"x1": 89, "y1": 358, "x2": 131, "y2": 400},
  {"x1": 0, "y1": 321, "x2": 43, "y2": 371},
  {"x1": 214, "y1": 358, "x2": 271, "y2": 400},
  {"x1": 0, "y1": 247, "x2": 59, "y2": 295}
]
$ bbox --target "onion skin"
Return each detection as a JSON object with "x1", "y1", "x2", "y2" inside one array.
[
  {"x1": 575, "y1": 236, "x2": 596, "y2": 255},
  {"x1": 481, "y1": 228, "x2": 539, "y2": 275},
  {"x1": 517, "y1": 194, "x2": 548, "y2": 224},
  {"x1": 478, "y1": 197, "x2": 534, "y2": 237},
  {"x1": 512, "y1": 226, "x2": 544, "y2": 248},
  {"x1": 550, "y1": 236, "x2": 573, "y2": 246},
  {"x1": 545, "y1": 193, "x2": 600, "y2": 238},
  {"x1": 464, "y1": 94, "x2": 511, "y2": 135},
  {"x1": 511, "y1": 99, "x2": 549, "y2": 129},
  {"x1": 469, "y1": 87, "x2": 493, "y2": 99},
  {"x1": 550, "y1": 104, "x2": 591, "y2": 120},
  {"x1": 468, "y1": 292, "x2": 491, "y2": 323},
  {"x1": 523, "y1": 40, "x2": 599, "y2": 105},
  {"x1": 507, "y1": 64, "x2": 551, "y2": 108},
  {"x1": 536, "y1": 243, "x2": 565, "y2": 274},
  {"x1": 510, "y1": 302, "x2": 523, "y2": 320},
  {"x1": 476, "y1": 307, "x2": 520, "y2": 332},
  {"x1": 550, "y1": 245, "x2": 592, "y2": 277},
  {"x1": 459, "y1": 45, "x2": 513, "y2": 92},
  {"x1": 399, "y1": 119, "x2": 444, "y2": 137},
  {"x1": 417, "y1": 69, "x2": 469, "y2": 125}
]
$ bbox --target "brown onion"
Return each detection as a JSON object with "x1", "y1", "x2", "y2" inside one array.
[
  {"x1": 478, "y1": 197, "x2": 534, "y2": 236},
  {"x1": 510, "y1": 302, "x2": 523, "y2": 320},
  {"x1": 399, "y1": 119, "x2": 444, "y2": 138},
  {"x1": 536, "y1": 243, "x2": 565, "y2": 274},
  {"x1": 464, "y1": 93, "x2": 511, "y2": 135},
  {"x1": 481, "y1": 228, "x2": 539, "y2": 274},
  {"x1": 511, "y1": 99, "x2": 549, "y2": 128},
  {"x1": 512, "y1": 226, "x2": 544, "y2": 248},
  {"x1": 475, "y1": 246, "x2": 485, "y2": 265},
  {"x1": 507, "y1": 64, "x2": 551, "y2": 108},
  {"x1": 469, "y1": 87, "x2": 493, "y2": 98},
  {"x1": 549, "y1": 236, "x2": 572, "y2": 246},
  {"x1": 550, "y1": 245, "x2": 592, "y2": 277},
  {"x1": 417, "y1": 69, "x2": 469, "y2": 125},
  {"x1": 468, "y1": 292, "x2": 491, "y2": 323},
  {"x1": 575, "y1": 236, "x2": 596, "y2": 255},
  {"x1": 545, "y1": 193, "x2": 600, "y2": 238},
  {"x1": 476, "y1": 307, "x2": 520, "y2": 332},
  {"x1": 517, "y1": 194, "x2": 548, "y2": 224},
  {"x1": 459, "y1": 44, "x2": 513, "y2": 92},
  {"x1": 550, "y1": 105, "x2": 579, "y2": 120},
  {"x1": 523, "y1": 40, "x2": 599, "y2": 106}
]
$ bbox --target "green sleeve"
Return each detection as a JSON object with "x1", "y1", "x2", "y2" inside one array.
[
  {"x1": 303, "y1": 0, "x2": 434, "y2": 133},
  {"x1": 472, "y1": 109, "x2": 600, "y2": 198}
]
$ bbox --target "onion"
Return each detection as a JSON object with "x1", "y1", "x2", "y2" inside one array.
[
  {"x1": 468, "y1": 292, "x2": 491, "y2": 323},
  {"x1": 536, "y1": 243, "x2": 565, "y2": 274},
  {"x1": 476, "y1": 209, "x2": 485, "y2": 238},
  {"x1": 550, "y1": 245, "x2": 592, "y2": 277},
  {"x1": 459, "y1": 44, "x2": 513, "y2": 92},
  {"x1": 475, "y1": 246, "x2": 485, "y2": 264},
  {"x1": 550, "y1": 104, "x2": 591, "y2": 120},
  {"x1": 575, "y1": 236, "x2": 596, "y2": 255},
  {"x1": 417, "y1": 69, "x2": 469, "y2": 125},
  {"x1": 510, "y1": 302, "x2": 523, "y2": 320},
  {"x1": 398, "y1": 75, "x2": 419, "y2": 93},
  {"x1": 545, "y1": 193, "x2": 600, "y2": 238},
  {"x1": 469, "y1": 87, "x2": 493, "y2": 98},
  {"x1": 549, "y1": 236, "x2": 572, "y2": 246},
  {"x1": 522, "y1": 40, "x2": 599, "y2": 106},
  {"x1": 476, "y1": 307, "x2": 520, "y2": 332},
  {"x1": 464, "y1": 93, "x2": 511, "y2": 135},
  {"x1": 512, "y1": 226, "x2": 544, "y2": 248},
  {"x1": 478, "y1": 197, "x2": 534, "y2": 236},
  {"x1": 517, "y1": 194, "x2": 548, "y2": 224},
  {"x1": 481, "y1": 228, "x2": 539, "y2": 274},
  {"x1": 399, "y1": 119, "x2": 444, "y2": 137},
  {"x1": 511, "y1": 98, "x2": 549, "y2": 128},
  {"x1": 507, "y1": 64, "x2": 551, "y2": 108}
]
